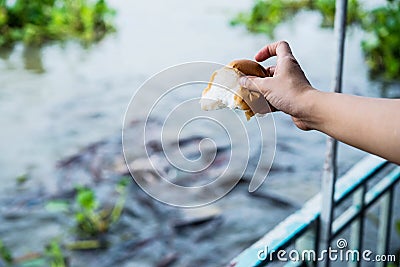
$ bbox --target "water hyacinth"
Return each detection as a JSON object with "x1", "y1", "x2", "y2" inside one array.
[
  {"x1": 0, "y1": 0, "x2": 115, "y2": 47},
  {"x1": 232, "y1": 0, "x2": 400, "y2": 83}
]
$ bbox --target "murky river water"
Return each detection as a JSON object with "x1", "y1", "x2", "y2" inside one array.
[
  {"x1": 0, "y1": 0, "x2": 392, "y2": 266},
  {"x1": 0, "y1": 0, "x2": 376, "y2": 195}
]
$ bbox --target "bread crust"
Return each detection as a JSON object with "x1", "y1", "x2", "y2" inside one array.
[
  {"x1": 202, "y1": 59, "x2": 270, "y2": 120},
  {"x1": 227, "y1": 59, "x2": 268, "y2": 78},
  {"x1": 228, "y1": 59, "x2": 269, "y2": 120}
]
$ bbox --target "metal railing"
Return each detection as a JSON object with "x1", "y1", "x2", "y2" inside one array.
[
  {"x1": 320, "y1": 0, "x2": 348, "y2": 265},
  {"x1": 229, "y1": 156, "x2": 400, "y2": 266}
]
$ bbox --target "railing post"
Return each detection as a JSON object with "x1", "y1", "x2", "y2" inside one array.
[
  {"x1": 377, "y1": 188, "x2": 394, "y2": 267},
  {"x1": 320, "y1": 136, "x2": 337, "y2": 266},
  {"x1": 349, "y1": 184, "x2": 366, "y2": 267},
  {"x1": 319, "y1": 0, "x2": 348, "y2": 266},
  {"x1": 295, "y1": 221, "x2": 319, "y2": 266}
]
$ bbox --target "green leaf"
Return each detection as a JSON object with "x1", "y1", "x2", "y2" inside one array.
[
  {"x1": 0, "y1": 240, "x2": 13, "y2": 264},
  {"x1": 15, "y1": 173, "x2": 29, "y2": 185},
  {"x1": 76, "y1": 187, "x2": 97, "y2": 211},
  {"x1": 45, "y1": 240, "x2": 67, "y2": 267}
]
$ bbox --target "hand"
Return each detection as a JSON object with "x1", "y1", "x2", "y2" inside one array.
[
  {"x1": 240, "y1": 41, "x2": 400, "y2": 164},
  {"x1": 239, "y1": 41, "x2": 316, "y2": 130}
]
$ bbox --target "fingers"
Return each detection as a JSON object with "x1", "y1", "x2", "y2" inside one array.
[
  {"x1": 255, "y1": 41, "x2": 293, "y2": 62},
  {"x1": 239, "y1": 76, "x2": 277, "y2": 112},
  {"x1": 239, "y1": 76, "x2": 268, "y2": 94}
]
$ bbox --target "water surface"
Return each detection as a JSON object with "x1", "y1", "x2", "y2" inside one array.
[{"x1": 0, "y1": 1, "x2": 383, "y2": 265}]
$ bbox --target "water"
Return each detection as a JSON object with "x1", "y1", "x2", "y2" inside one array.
[
  {"x1": 0, "y1": 0, "x2": 385, "y2": 265},
  {"x1": 0, "y1": 0, "x2": 374, "y2": 195}
]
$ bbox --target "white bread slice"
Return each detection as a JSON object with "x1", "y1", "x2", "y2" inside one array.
[{"x1": 200, "y1": 59, "x2": 270, "y2": 120}]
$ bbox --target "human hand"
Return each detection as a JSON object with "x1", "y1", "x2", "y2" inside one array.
[
  {"x1": 239, "y1": 41, "x2": 317, "y2": 130},
  {"x1": 239, "y1": 41, "x2": 400, "y2": 163}
]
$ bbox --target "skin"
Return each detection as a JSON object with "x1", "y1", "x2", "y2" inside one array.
[{"x1": 239, "y1": 41, "x2": 400, "y2": 165}]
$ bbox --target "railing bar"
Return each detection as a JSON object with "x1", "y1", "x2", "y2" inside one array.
[
  {"x1": 377, "y1": 187, "x2": 394, "y2": 267},
  {"x1": 349, "y1": 188, "x2": 361, "y2": 267},
  {"x1": 320, "y1": 137, "x2": 337, "y2": 265},
  {"x1": 260, "y1": 169, "x2": 398, "y2": 267},
  {"x1": 257, "y1": 219, "x2": 319, "y2": 265},
  {"x1": 332, "y1": 207, "x2": 358, "y2": 239},
  {"x1": 270, "y1": 167, "x2": 399, "y2": 263},
  {"x1": 296, "y1": 220, "x2": 320, "y2": 267},
  {"x1": 334, "y1": 162, "x2": 388, "y2": 206},
  {"x1": 356, "y1": 183, "x2": 366, "y2": 267},
  {"x1": 331, "y1": 170, "x2": 400, "y2": 239},
  {"x1": 314, "y1": 216, "x2": 320, "y2": 267},
  {"x1": 230, "y1": 160, "x2": 397, "y2": 267},
  {"x1": 320, "y1": 0, "x2": 348, "y2": 265},
  {"x1": 331, "y1": 200, "x2": 389, "y2": 240},
  {"x1": 364, "y1": 171, "x2": 400, "y2": 207},
  {"x1": 384, "y1": 188, "x2": 394, "y2": 265}
]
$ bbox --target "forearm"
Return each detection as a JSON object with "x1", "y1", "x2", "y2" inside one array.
[
  {"x1": 245, "y1": 41, "x2": 400, "y2": 164},
  {"x1": 307, "y1": 90, "x2": 400, "y2": 164}
]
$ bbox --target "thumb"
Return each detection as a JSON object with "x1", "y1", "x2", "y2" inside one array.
[{"x1": 239, "y1": 76, "x2": 269, "y2": 95}]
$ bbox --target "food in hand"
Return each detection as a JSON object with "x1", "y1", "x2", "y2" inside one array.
[{"x1": 200, "y1": 59, "x2": 270, "y2": 120}]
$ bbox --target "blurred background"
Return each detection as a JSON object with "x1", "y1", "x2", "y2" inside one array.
[{"x1": 0, "y1": 0, "x2": 399, "y2": 266}]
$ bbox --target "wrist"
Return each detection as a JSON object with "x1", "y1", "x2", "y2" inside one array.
[{"x1": 296, "y1": 87, "x2": 325, "y2": 131}]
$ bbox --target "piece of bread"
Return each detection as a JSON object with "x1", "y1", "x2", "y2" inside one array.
[{"x1": 200, "y1": 59, "x2": 270, "y2": 120}]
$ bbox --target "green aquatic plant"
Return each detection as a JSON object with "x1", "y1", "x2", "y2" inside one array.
[
  {"x1": 361, "y1": 0, "x2": 400, "y2": 82},
  {"x1": 0, "y1": 0, "x2": 115, "y2": 47},
  {"x1": 45, "y1": 240, "x2": 67, "y2": 267},
  {"x1": 0, "y1": 239, "x2": 67, "y2": 267},
  {"x1": 74, "y1": 186, "x2": 106, "y2": 237},
  {"x1": 0, "y1": 239, "x2": 13, "y2": 265},
  {"x1": 74, "y1": 178, "x2": 128, "y2": 239},
  {"x1": 232, "y1": 0, "x2": 400, "y2": 82},
  {"x1": 15, "y1": 173, "x2": 29, "y2": 186},
  {"x1": 231, "y1": 0, "x2": 362, "y2": 38}
]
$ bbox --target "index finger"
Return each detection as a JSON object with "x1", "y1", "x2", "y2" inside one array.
[{"x1": 255, "y1": 41, "x2": 293, "y2": 62}]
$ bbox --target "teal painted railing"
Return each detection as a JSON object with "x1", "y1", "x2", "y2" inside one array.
[{"x1": 229, "y1": 155, "x2": 400, "y2": 266}]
